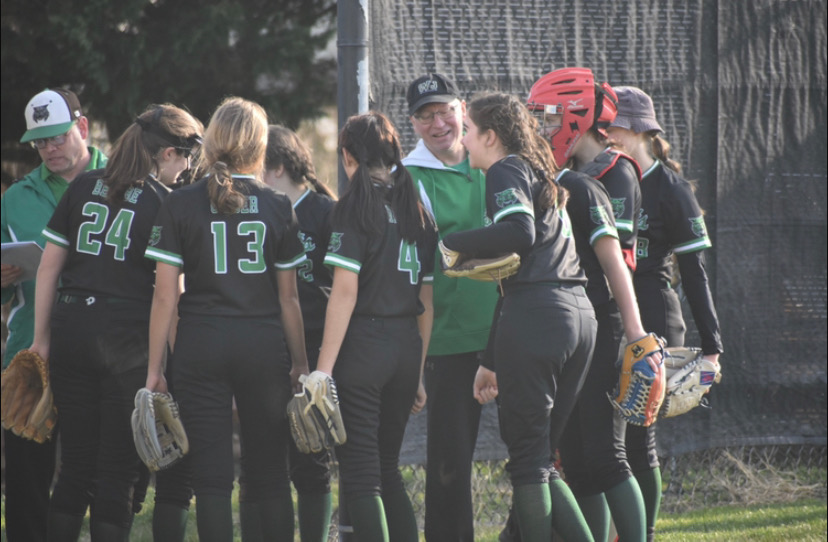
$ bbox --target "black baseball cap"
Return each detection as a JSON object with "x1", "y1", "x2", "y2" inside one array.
[{"x1": 406, "y1": 73, "x2": 461, "y2": 115}]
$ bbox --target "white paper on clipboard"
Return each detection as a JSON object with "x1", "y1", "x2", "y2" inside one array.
[{"x1": 1, "y1": 241, "x2": 44, "y2": 282}]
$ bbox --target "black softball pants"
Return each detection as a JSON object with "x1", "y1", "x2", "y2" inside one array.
[
  {"x1": 495, "y1": 283, "x2": 597, "y2": 487},
  {"x1": 627, "y1": 281, "x2": 686, "y2": 472},
  {"x1": 171, "y1": 316, "x2": 292, "y2": 502},
  {"x1": 48, "y1": 299, "x2": 149, "y2": 528},
  {"x1": 558, "y1": 300, "x2": 634, "y2": 496},
  {"x1": 333, "y1": 315, "x2": 422, "y2": 499}
]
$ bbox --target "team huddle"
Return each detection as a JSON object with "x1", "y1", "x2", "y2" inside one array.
[{"x1": 1, "y1": 70, "x2": 722, "y2": 542}]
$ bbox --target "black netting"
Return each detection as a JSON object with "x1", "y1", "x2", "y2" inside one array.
[{"x1": 367, "y1": 0, "x2": 826, "y2": 462}]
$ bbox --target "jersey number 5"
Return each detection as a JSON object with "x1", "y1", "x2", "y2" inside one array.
[{"x1": 211, "y1": 221, "x2": 267, "y2": 274}]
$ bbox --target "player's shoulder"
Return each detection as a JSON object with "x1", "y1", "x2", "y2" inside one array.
[
  {"x1": 301, "y1": 189, "x2": 336, "y2": 212},
  {"x1": 559, "y1": 168, "x2": 607, "y2": 197}
]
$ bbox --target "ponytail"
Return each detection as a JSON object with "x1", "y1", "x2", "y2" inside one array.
[
  {"x1": 207, "y1": 161, "x2": 248, "y2": 214},
  {"x1": 651, "y1": 134, "x2": 682, "y2": 173}
]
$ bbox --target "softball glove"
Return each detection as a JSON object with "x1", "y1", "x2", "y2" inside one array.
[
  {"x1": 609, "y1": 333, "x2": 666, "y2": 427},
  {"x1": 0, "y1": 349, "x2": 57, "y2": 443},
  {"x1": 288, "y1": 371, "x2": 347, "y2": 454},
  {"x1": 661, "y1": 347, "x2": 722, "y2": 418},
  {"x1": 439, "y1": 240, "x2": 520, "y2": 282},
  {"x1": 131, "y1": 388, "x2": 189, "y2": 471}
]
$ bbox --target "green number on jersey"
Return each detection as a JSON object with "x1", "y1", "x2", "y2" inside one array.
[
  {"x1": 211, "y1": 222, "x2": 228, "y2": 273},
  {"x1": 238, "y1": 221, "x2": 266, "y2": 273},
  {"x1": 76, "y1": 203, "x2": 107, "y2": 255},
  {"x1": 76, "y1": 202, "x2": 135, "y2": 261},
  {"x1": 397, "y1": 240, "x2": 421, "y2": 284},
  {"x1": 105, "y1": 208, "x2": 135, "y2": 261},
  {"x1": 211, "y1": 221, "x2": 267, "y2": 274},
  {"x1": 297, "y1": 259, "x2": 314, "y2": 283}
]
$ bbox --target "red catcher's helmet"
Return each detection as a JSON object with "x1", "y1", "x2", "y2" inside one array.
[{"x1": 527, "y1": 68, "x2": 618, "y2": 165}]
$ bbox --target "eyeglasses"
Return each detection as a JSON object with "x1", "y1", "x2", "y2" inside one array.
[
  {"x1": 414, "y1": 105, "x2": 458, "y2": 125},
  {"x1": 30, "y1": 133, "x2": 69, "y2": 150}
]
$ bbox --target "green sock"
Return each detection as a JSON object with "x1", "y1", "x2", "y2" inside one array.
[
  {"x1": 195, "y1": 494, "x2": 234, "y2": 542},
  {"x1": 513, "y1": 483, "x2": 552, "y2": 541},
  {"x1": 380, "y1": 487, "x2": 419, "y2": 542},
  {"x1": 152, "y1": 502, "x2": 189, "y2": 542},
  {"x1": 634, "y1": 468, "x2": 662, "y2": 541},
  {"x1": 298, "y1": 491, "x2": 333, "y2": 542},
  {"x1": 347, "y1": 495, "x2": 388, "y2": 542},
  {"x1": 549, "y1": 479, "x2": 594, "y2": 542},
  {"x1": 240, "y1": 497, "x2": 295, "y2": 542},
  {"x1": 605, "y1": 477, "x2": 646, "y2": 542},
  {"x1": 577, "y1": 492, "x2": 610, "y2": 542}
]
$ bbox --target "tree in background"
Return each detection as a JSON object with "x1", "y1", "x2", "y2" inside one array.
[{"x1": 1, "y1": 0, "x2": 336, "y2": 165}]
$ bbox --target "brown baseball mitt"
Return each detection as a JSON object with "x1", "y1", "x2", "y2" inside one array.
[{"x1": 0, "y1": 349, "x2": 57, "y2": 443}]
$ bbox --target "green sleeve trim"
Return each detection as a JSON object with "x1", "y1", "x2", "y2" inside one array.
[
  {"x1": 615, "y1": 219, "x2": 634, "y2": 233},
  {"x1": 673, "y1": 237, "x2": 712, "y2": 254},
  {"x1": 275, "y1": 253, "x2": 307, "y2": 270},
  {"x1": 144, "y1": 247, "x2": 183, "y2": 267},
  {"x1": 42, "y1": 227, "x2": 69, "y2": 247},
  {"x1": 589, "y1": 224, "x2": 619, "y2": 246},
  {"x1": 324, "y1": 253, "x2": 361, "y2": 273},
  {"x1": 493, "y1": 204, "x2": 534, "y2": 223}
]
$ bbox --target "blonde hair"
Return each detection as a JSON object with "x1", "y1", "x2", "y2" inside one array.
[{"x1": 203, "y1": 97, "x2": 268, "y2": 214}]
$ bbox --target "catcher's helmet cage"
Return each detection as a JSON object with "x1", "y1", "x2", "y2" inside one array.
[{"x1": 527, "y1": 67, "x2": 619, "y2": 164}]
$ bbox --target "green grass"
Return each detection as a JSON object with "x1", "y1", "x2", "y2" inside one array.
[{"x1": 3, "y1": 492, "x2": 826, "y2": 541}]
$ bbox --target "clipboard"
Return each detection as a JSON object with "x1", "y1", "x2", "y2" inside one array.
[{"x1": 1, "y1": 241, "x2": 44, "y2": 282}]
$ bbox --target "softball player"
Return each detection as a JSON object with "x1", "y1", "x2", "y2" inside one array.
[
  {"x1": 607, "y1": 86, "x2": 723, "y2": 542},
  {"x1": 528, "y1": 67, "x2": 642, "y2": 271},
  {"x1": 28, "y1": 104, "x2": 201, "y2": 539},
  {"x1": 526, "y1": 71, "x2": 659, "y2": 541},
  {"x1": 309, "y1": 112, "x2": 436, "y2": 542},
  {"x1": 443, "y1": 92, "x2": 596, "y2": 542},
  {"x1": 145, "y1": 97, "x2": 310, "y2": 541},
  {"x1": 264, "y1": 124, "x2": 337, "y2": 542}
]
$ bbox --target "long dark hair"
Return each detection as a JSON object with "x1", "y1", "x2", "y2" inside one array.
[
  {"x1": 335, "y1": 112, "x2": 426, "y2": 243},
  {"x1": 266, "y1": 125, "x2": 336, "y2": 199},
  {"x1": 103, "y1": 104, "x2": 202, "y2": 205},
  {"x1": 203, "y1": 97, "x2": 268, "y2": 214},
  {"x1": 467, "y1": 92, "x2": 567, "y2": 211}
]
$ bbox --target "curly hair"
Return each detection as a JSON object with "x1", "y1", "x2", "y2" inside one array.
[{"x1": 467, "y1": 92, "x2": 567, "y2": 211}]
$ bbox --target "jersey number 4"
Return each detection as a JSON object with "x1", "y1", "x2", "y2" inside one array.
[
  {"x1": 76, "y1": 202, "x2": 135, "y2": 261},
  {"x1": 397, "y1": 240, "x2": 421, "y2": 285},
  {"x1": 211, "y1": 221, "x2": 267, "y2": 274}
]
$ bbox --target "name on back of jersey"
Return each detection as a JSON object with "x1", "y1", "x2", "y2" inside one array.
[{"x1": 210, "y1": 196, "x2": 259, "y2": 214}]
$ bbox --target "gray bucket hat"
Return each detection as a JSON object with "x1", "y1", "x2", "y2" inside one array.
[{"x1": 609, "y1": 86, "x2": 663, "y2": 133}]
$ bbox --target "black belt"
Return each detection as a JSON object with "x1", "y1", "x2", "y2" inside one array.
[{"x1": 58, "y1": 294, "x2": 137, "y2": 306}]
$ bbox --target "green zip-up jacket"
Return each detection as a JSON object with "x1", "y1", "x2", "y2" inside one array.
[
  {"x1": 1, "y1": 147, "x2": 107, "y2": 368},
  {"x1": 403, "y1": 139, "x2": 498, "y2": 356}
]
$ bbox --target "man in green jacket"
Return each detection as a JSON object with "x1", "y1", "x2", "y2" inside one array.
[
  {"x1": 402, "y1": 74, "x2": 498, "y2": 542},
  {"x1": 1, "y1": 88, "x2": 107, "y2": 542}
]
